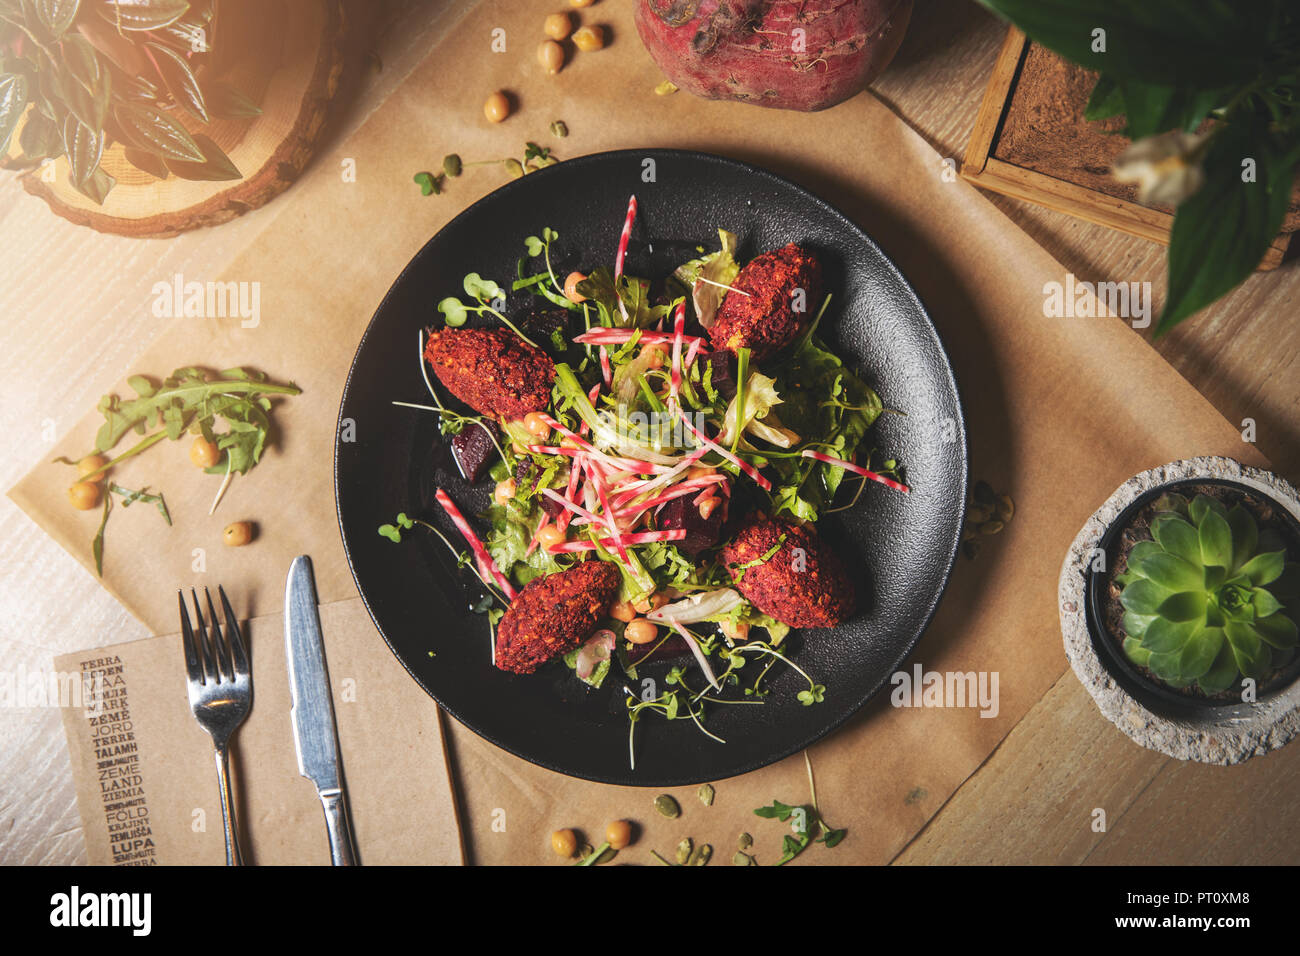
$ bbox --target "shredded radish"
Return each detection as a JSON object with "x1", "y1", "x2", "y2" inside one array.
[
  {"x1": 541, "y1": 487, "x2": 603, "y2": 526},
  {"x1": 671, "y1": 621, "x2": 721, "y2": 691},
  {"x1": 548, "y1": 529, "x2": 687, "y2": 553},
  {"x1": 586, "y1": 457, "x2": 628, "y2": 563},
  {"x1": 435, "y1": 489, "x2": 516, "y2": 600},
  {"x1": 575, "y1": 329, "x2": 705, "y2": 347},
  {"x1": 678, "y1": 411, "x2": 771, "y2": 490},
  {"x1": 600, "y1": 345, "x2": 612, "y2": 386},
  {"x1": 532, "y1": 415, "x2": 665, "y2": 475},
  {"x1": 801, "y1": 449, "x2": 910, "y2": 493}
]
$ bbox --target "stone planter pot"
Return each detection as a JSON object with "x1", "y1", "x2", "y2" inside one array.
[{"x1": 1059, "y1": 456, "x2": 1300, "y2": 764}]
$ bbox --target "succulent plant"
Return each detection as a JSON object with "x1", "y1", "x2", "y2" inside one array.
[
  {"x1": 1118, "y1": 492, "x2": 1299, "y2": 695},
  {"x1": 0, "y1": 0, "x2": 260, "y2": 204}
]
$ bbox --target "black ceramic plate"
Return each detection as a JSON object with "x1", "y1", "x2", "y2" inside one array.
[{"x1": 335, "y1": 149, "x2": 967, "y2": 786}]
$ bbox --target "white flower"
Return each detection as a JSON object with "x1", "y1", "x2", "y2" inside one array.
[{"x1": 1112, "y1": 130, "x2": 1208, "y2": 206}]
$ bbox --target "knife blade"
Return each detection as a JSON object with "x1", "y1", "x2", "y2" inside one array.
[{"x1": 285, "y1": 554, "x2": 358, "y2": 865}]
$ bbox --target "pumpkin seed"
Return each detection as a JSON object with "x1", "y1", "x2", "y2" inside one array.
[
  {"x1": 732, "y1": 850, "x2": 755, "y2": 866},
  {"x1": 967, "y1": 503, "x2": 993, "y2": 523},
  {"x1": 996, "y1": 494, "x2": 1015, "y2": 522},
  {"x1": 443, "y1": 153, "x2": 462, "y2": 177},
  {"x1": 738, "y1": 831, "x2": 753, "y2": 850},
  {"x1": 504, "y1": 158, "x2": 524, "y2": 179},
  {"x1": 550, "y1": 120, "x2": 568, "y2": 138},
  {"x1": 979, "y1": 520, "x2": 1004, "y2": 536},
  {"x1": 654, "y1": 794, "x2": 680, "y2": 819},
  {"x1": 675, "y1": 838, "x2": 693, "y2": 864},
  {"x1": 697, "y1": 783, "x2": 715, "y2": 806},
  {"x1": 687, "y1": 843, "x2": 712, "y2": 865}
]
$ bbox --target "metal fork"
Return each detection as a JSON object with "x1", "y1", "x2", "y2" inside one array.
[{"x1": 179, "y1": 586, "x2": 252, "y2": 866}]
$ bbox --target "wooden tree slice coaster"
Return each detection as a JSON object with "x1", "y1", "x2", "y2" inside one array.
[{"x1": 6, "y1": 0, "x2": 347, "y2": 238}]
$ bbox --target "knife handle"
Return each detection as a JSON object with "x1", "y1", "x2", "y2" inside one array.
[{"x1": 319, "y1": 788, "x2": 357, "y2": 866}]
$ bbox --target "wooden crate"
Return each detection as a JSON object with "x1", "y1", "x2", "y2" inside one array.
[{"x1": 962, "y1": 28, "x2": 1297, "y2": 270}]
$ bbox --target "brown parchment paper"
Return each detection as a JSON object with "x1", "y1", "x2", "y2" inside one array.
[
  {"x1": 15, "y1": 0, "x2": 1269, "y2": 864},
  {"x1": 56, "y1": 597, "x2": 462, "y2": 865}
]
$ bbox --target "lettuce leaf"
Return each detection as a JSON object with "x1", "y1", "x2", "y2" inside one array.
[{"x1": 674, "y1": 229, "x2": 739, "y2": 328}]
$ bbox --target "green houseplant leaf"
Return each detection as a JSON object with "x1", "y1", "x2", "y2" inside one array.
[{"x1": 1156, "y1": 117, "x2": 1300, "y2": 335}]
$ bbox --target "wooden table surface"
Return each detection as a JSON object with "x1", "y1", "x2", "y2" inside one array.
[{"x1": 3, "y1": 0, "x2": 1297, "y2": 865}]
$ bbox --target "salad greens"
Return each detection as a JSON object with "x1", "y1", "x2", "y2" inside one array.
[{"x1": 383, "y1": 211, "x2": 907, "y2": 770}]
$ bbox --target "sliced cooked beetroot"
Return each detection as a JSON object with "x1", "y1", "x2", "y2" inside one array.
[
  {"x1": 699, "y1": 351, "x2": 737, "y2": 400},
  {"x1": 450, "y1": 421, "x2": 499, "y2": 483},
  {"x1": 627, "y1": 632, "x2": 690, "y2": 666},
  {"x1": 657, "y1": 494, "x2": 725, "y2": 556},
  {"x1": 519, "y1": 308, "x2": 570, "y2": 350}
]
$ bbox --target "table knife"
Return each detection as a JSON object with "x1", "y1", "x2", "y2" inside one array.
[{"x1": 285, "y1": 554, "x2": 358, "y2": 865}]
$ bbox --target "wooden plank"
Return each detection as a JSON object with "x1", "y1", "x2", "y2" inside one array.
[{"x1": 961, "y1": 27, "x2": 1026, "y2": 175}]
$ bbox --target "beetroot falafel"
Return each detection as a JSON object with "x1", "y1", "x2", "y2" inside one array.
[
  {"x1": 709, "y1": 243, "x2": 822, "y2": 361},
  {"x1": 495, "y1": 560, "x2": 621, "y2": 674},
  {"x1": 721, "y1": 514, "x2": 855, "y2": 628},
  {"x1": 424, "y1": 326, "x2": 555, "y2": 420}
]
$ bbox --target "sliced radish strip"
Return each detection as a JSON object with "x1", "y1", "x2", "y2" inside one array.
[
  {"x1": 525, "y1": 514, "x2": 548, "y2": 558},
  {"x1": 614, "y1": 195, "x2": 637, "y2": 324},
  {"x1": 671, "y1": 621, "x2": 721, "y2": 691},
  {"x1": 547, "y1": 529, "x2": 687, "y2": 553},
  {"x1": 615, "y1": 195, "x2": 637, "y2": 278},
  {"x1": 684, "y1": 337, "x2": 702, "y2": 370},
  {"x1": 557, "y1": 453, "x2": 583, "y2": 532},
  {"x1": 801, "y1": 450, "x2": 910, "y2": 493},
  {"x1": 678, "y1": 411, "x2": 771, "y2": 491},
  {"x1": 599, "y1": 345, "x2": 613, "y2": 386},
  {"x1": 435, "y1": 488, "x2": 516, "y2": 600},
  {"x1": 669, "y1": 301, "x2": 686, "y2": 402}
]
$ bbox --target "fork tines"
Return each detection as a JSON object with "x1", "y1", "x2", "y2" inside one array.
[{"x1": 178, "y1": 586, "x2": 250, "y2": 685}]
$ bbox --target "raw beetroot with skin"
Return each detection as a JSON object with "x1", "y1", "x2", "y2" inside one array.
[{"x1": 635, "y1": 0, "x2": 912, "y2": 112}]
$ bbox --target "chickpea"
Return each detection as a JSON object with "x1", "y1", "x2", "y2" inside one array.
[
  {"x1": 569, "y1": 0, "x2": 595, "y2": 8},
  {"x1": 190, "y1": 436, "x2": 220, "y2": 469},
  {"x1": 68, "y1": 481, "x2": 101, "y2": 511},
  {"x1": 642, "y1": 345, "x2": 666, "y2": 370},
  {"x1": 483, "y1": 90, "x2": 510, "y2": 123},
  {"x1": 537, "y1": 38, "x2": 565, "y2": 74},
  {"x1": 223, "y1": 521, "x2": 254, "y2": 547},
  {"x1": 686, "y1": 464, "x2": 717, "y2": 481},
  {"x1": 536, "y1": 524, "x2": 566, "y2": 550},
  {"x1": 551, "y1": 828, "x2": 578, "y2": 858},
  {"x1": 610, "y1": 599, "x2": 636, "y2": 623},
  {"x1": 572, "y1": 24, "x2": 605, "y2": 51},
  {"x1": 605, "y1": 819, "x2": 632, "y2": 850},
  {"x1": 698, "y1": 495, "x2": 722, "y2": 520},
  {"x1": 544, "y1": 12, "x2": 573, "y2": 40},
  {"x1": 564, "y1": 271, "x2": 588, "y2": 303},
  {"x1": 77, "y1": 454, "x2": 109, "y2": 483},
  {"x1": 649, "y1": 591, "x2": 671, "y2": 610},
  {"x1": 494, "y1": 478, "x2": 517, "y2": 504},
  {"x1": 523, "y1": 411, "x2": 552, "y2": 439},
  {"x1": 624, "y1": 618, "x2": 658, "y2": 645}
]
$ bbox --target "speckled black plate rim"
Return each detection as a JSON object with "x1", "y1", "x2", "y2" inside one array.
[{"x1": 333, "y1": 148, "x2": 968, "y2": 786}]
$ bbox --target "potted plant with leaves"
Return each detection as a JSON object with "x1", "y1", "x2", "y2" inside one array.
[
  {"x1": 0, "y1": 0, "x2": 262, "y2": 204},
  {"x1": 976, "y1": 0, "x2": 1300, "y2": 335},
  {"x1": 1086, "y1": 471, "x2": 1300, "y2": 713}
]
